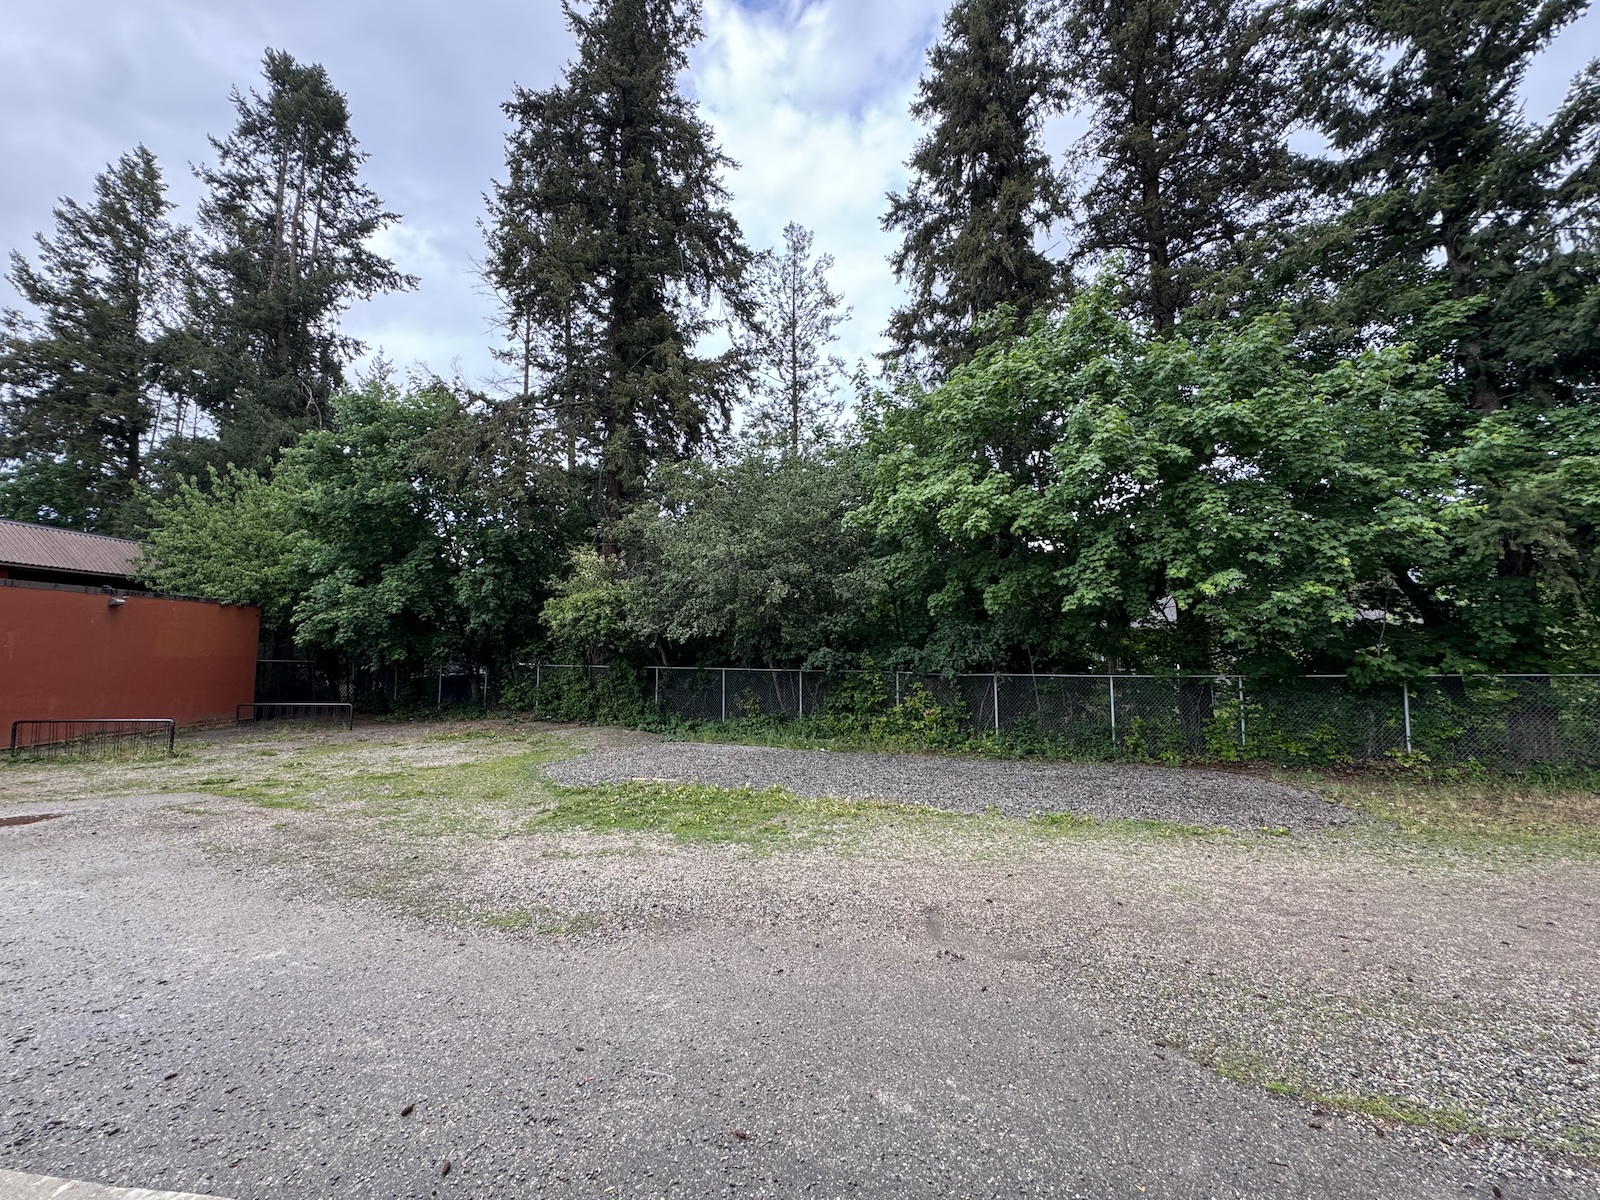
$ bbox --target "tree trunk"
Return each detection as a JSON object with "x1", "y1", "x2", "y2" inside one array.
[{"x1": 1173, "y1": 601, "x2": 1213, "y2": 753}]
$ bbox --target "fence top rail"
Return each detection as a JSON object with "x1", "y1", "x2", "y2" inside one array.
[
  {"x1": 236, "y1": 702, "x2": 355, "y2": 729},
  {"x1": 238, "y1": 702, "x2": 353, "y2": 709},
  {"x1": 11, "y1": 718, "x2": 175, "y2": 727},
  {"x1": 531, "y1": 663, "x2": 1600, "y2": 682}
]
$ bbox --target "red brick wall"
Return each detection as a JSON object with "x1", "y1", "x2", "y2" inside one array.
[{"x1": 0, "y1": 585, "x2": 259, "y2": 735}]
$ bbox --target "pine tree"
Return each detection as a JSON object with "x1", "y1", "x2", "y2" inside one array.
[
  {"x1": 1051, "y1": 0, "x2": 1300, "y2": 334},
  {"x1": 487, "y1": 0, "x2": 751, "y2": 540},
  {"x1": 179, "y1": 49, "x2": 415, "y2": 472},
  {"x1": 745, "y1": 223, "x2": 850, "y2": 452},
  {"x1": 1295, "y1": 0, "x2": 1600, "y2": 412},
  {"x1": 0, "y1": 146, "x2": 184, "y2": 533},
  {"x1": 483, "y1": 92, "x2": 604, "y2": 477},
  {"x1": 882, "y1": 0, "x2": 1062, "y2": 378},
  {"x1": 1289, "y1": 0, "x2": 1600, "y2": 671}
]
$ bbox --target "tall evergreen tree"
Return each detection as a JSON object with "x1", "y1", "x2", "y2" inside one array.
[
  {"x1": 178, "y1": 49, "x2": 415, "y2": 473},
  {"x1": 1294, "y1": 0, "x2": 1600, "y2": 412},
  {"x1": 483, "y1": 96, "x2": 604, "y2": 478},
  {"x1": 487, "y1": 0, "x2": 751, "y2": 540},
  {"x1": 745, "y1": 222, "x2": 850, "y2": 453},
  {"x1": 1288, "y1": 0, "x2": 1600, "y2": 670},
  {"x1": 0, "y1": 146, "x2": 184, "y2": 533},
  {"x1": 1051, "y1": 0, "x2": 1301, "y2": 334},
  {"x1": 882, "y1": 0, "x2": 1062, "y2": 378}
]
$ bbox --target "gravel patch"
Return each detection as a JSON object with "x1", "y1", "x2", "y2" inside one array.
[
  {"x1": 5, "y1": 805, "x2": 1596, "y2": 1198},
  {"x1": 544, "y1": 740, "x2": 1355, "y2": 832},
  {"x1": 8, "y1": 727, "x2": 1598, "y2": 1192}
]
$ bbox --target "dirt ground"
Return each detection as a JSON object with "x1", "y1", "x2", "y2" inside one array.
[{"x1": 1, "y1": 720, "x2": 1596, "y2": 1199}]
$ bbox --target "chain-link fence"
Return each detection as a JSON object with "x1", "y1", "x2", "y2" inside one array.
[
  {"x1": 255, "y1": 660, "x2": 487, "y2": 712},
  {"x1": 515, "y1": 665, "x2": 1600, "y2": 768}
]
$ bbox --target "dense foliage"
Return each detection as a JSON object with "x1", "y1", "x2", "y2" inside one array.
[
  {"x1": 4, "y1": 0, "x2": 1598, "y2": 691},
  {"x1": 141, "y1": 379, "x2": 573, "y2": 672}
]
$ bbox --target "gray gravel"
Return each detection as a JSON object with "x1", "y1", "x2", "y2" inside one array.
[
  {"x1": 3, "y1": 726, "x2": 1597, "y2": 1198},
  {"x1": 1, "y1": 799, "x2": 1587, "y2": 1200},
  {"x1": 545, "y1": 740, "x2": 1355, "y2": 832}
]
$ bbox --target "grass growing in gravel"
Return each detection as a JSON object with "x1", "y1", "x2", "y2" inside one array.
[
  {"x1": 182, "y1": 739, "x2": 1233, "y2": 854},
  {"x1": 643, "y1": 717, "x2": 1600, "y2": 855},
  {"x1": 518, "y1": 778, "x2": 968, "y2": 849},
  {"x1": 1309, "y1": 768, "x2": 1600, "y2": 856},
  {"x1": 0, "y1": 725, "x2": 1242, "y2": 855},
  {"x1": 0, "y1": 723, "x2": 1229, "y2": 859}
]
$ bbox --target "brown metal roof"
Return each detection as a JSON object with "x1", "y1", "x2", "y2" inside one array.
[{"x1": 0, "y1": 518, "x2": 141, "y2": 579}]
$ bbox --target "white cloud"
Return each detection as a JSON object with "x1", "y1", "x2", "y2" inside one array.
[
  {"x1": 0, "y1": 0, "x2": 575, "y2": 388},
  {"x1": 3, "y1": 0, "x2": 1591, "y2": 396},
  {"x1": 694, "y1": 0, "x2": 945, "y2": 369}
]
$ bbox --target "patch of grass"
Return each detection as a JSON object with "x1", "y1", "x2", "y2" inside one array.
[
  {"x1": 1205, "y1": 1044, "x2": 1596, "y2": 1157},
  {"x1": 1209, "y1": 1054, "x2": 1493, "y2": 1138},
  {"x1": 1, "y1": 746, "x2": 187, "y2": 769},
  {"x1": 524, "y1": 779, "x2": 966, "y2": 851},
  {"x1": 469, "y1": 908, "x2": 534, "y2": 932},
  {"x1": 525, "y1": 778, "x2": 1245, "y2": 853},
  {"x1": 1309, "y1": 1090, "x2": 1600, "y2": 1159},
  {"x1": 1316, "y1": 1091, "x2": 1484, "y2": 1135},
  {"x1": 1309, "y1": 770, "x2": 1600, "y2": 857},
  {"x1": 1561, "y1": 1123, "x2": 1600, "y2": 1158},
  {"x1": 451, "y1": 905, "x2": 610, "y2": 936},
  {"x1": 421, "y1": 728, "x2": 509, "y2": 744}
]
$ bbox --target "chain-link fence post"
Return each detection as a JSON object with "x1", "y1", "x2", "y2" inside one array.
[
  {"x1": 1402, "y1": 682, "x2": 1412, "y2": 754},
  {"x1": 533, "y1": 662, "x2": 541, "y2": 718},
  {"x1": 721, "y1": 668, "x2": 727, "y2": 721},
  {"x1": 1108, "y1": 674, "x2": 1118, "y2": 748},
  {"x1": 796, "y1": 669, "x2": 804, "y2": 717},
  {"x1": 992, "y1": 673, "x2": 1001, "y2": 735},
  {"x1": 1237, "y1": 676, "x2": 1246, "y2": 748}
]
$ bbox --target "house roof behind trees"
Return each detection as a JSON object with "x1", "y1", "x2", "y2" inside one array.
[{"x1": 0, "y1": 518, "x2": 141, "y2": 582}]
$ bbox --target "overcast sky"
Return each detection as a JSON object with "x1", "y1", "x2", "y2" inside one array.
[{"x1": 2, "y1": 0, "x2": 1596, "y2": 391}]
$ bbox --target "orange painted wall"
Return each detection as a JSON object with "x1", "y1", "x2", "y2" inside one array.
[{"x1": 0, "y1": 585, "x2": 259, "y2": 734}]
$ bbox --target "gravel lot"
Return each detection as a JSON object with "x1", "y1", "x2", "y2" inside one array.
[
  {"x1": 545, "y1": 739, "x2": 1356, "y2": 832},
  {"x1": 1, "y1": 723, "x2": 1596, "y2": 1199}
]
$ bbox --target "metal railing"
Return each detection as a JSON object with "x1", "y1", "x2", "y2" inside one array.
[
  {"x1": 9, "y1": 718, "x2": 176, "y2": 758},
  {"x1": 236, "y1": 702, "x2": 354, "y2": 729},
  {"x1": 517, "y1": 665, "x2": 1600, "y2": 768}
]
